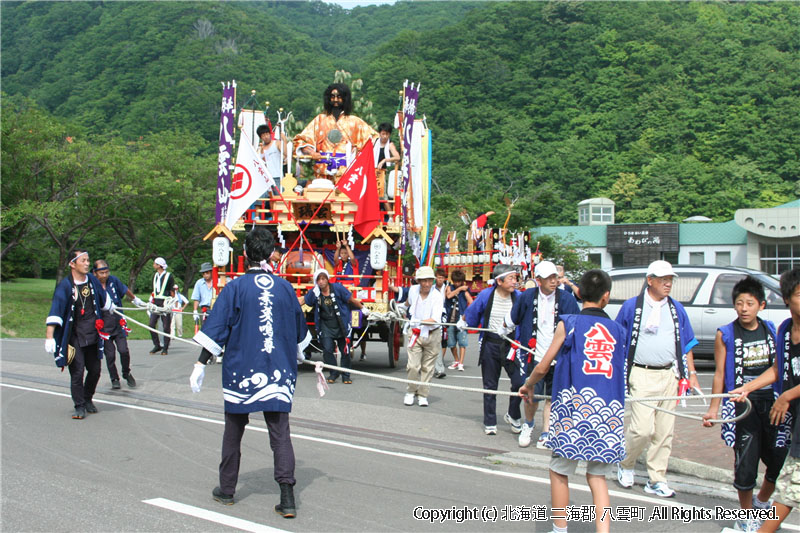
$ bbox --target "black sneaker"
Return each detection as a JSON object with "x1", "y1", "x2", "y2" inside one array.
[
  {"x1": 149, "y1": 346, "x2": 162, "y2": 355},
  {"x1": 111, "y1": 379, "x2": 121, "y2": 390},
  {"x1": 72, "y1": 407, "x2": 86, "y2": 419},
  {"x1": 160, "y1": 349, "x2": 168, "y2": 356},
  {"x1": 212, "y1": 486, "x2": 234, "y2": 505},
  {"x1": 124, "y1": 374, "x2": 137, "y2": 388},
  {"x1": 85, "y1": 401, "x2": 98, "y2": 414}
]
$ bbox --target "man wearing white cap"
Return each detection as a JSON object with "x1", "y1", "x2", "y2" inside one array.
[
  {"x1": 304, "y1": 269, "x2": 363, "y2": 384},
  {"x1": 462, "y1": 264, "x2": 524, "y2": 435},
  {"x1": 615, "y1": 260, "x2": 700, "y2": 498},
  {"x1": 149, "y1": 257, "x2": 176, "y2": 355},
  {"x1": 503, "y1": 260, "x2": 580, "y2": 448},
  {"x1": 401, "y1": 266, "x2": 445, "y2": 406}
]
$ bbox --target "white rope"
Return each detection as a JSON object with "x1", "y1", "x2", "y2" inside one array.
[
  {"x1": 368, "y1": 300, "x2": 536, "y2": 355},
  {"x1": 364, "y1": 301, "x2": 752, "y2": 423},
  {"x1": 112, "y1": 308, "x2": 200, "y2": 347},
  {"x1": 116, "y1": 305, "x2": 204, "y2": 318},
  {"x1": 301, "y1": 358, "x2": 751, "y2": 424},
  {"x1": 119, "y1": 301, "x2": 752, "y2": 424}
]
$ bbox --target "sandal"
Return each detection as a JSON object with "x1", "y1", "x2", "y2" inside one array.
[
  {"x1": 326, "y1": 378, "x2": 336, "y2": 384},
  {"x1": 343, "y1": 379, "x2": 352, "y2": 384}
]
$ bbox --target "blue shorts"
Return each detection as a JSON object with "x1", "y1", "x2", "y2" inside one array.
[{"x1": 446, "y1": 326, "x2": 468, "y2": 348}]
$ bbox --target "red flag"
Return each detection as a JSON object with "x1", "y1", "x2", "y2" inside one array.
[{"x1": 336, "y1": 139, "x2": 380, "y2": 238}]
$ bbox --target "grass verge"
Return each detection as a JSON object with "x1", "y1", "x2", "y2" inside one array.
[{"x1": 0, "y1": 278, "x2": 181, "y2": 341}]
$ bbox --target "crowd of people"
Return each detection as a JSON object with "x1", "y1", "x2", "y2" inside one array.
[{"x1": 43, "y1": 234, "x2": 800, "y2": 529}]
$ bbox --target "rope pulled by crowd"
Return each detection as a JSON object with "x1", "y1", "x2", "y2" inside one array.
[
  {"x1": 300, "y1": 359, "x2": 752, "y2": 425},
  {"x1": 115, "y1": 299, "x2": 752, "y2": 425}
]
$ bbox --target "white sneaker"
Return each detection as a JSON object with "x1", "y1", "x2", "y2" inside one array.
[
  {"x1": 752, "y1": 495, "x2": 773, "y2": 510},
  {"x1": 535, "y1": 433, "x2": 549, "y2": 449},
  {"x1": 457, "y1": 363, "x2": 464, "y2": 371},
  {"x1": 418, "y1": 397, "x2": 429, "y2": 407},
  {"x1": 403, "y1": 393, "x2": 415, "y2": 406},
  {"x1": 617, "y1": 465, "x2": 635, "y2": 488},
  {"x1": 503, "y1": 413, "x2": 522, "y2": 433},
  {"x1": 734, "y1": 519, "x2": 762, "y2": 533},
  {"x1": 484, "y1": 425, "x2": 497, "y2": 435},
  {"x1": 518, "y1": 421, "x2": 535, "y2": 447},
  {"x1": 448, "y1": 362, "x2": 459, "y2": 370},
  {"x1": 644, "y1": 481, "x2": 675, "y2": 498}
]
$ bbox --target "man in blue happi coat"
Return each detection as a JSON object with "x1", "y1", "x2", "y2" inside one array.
[
  {"x1": 45, "y1": 250, "x2": 113, "y2": 419},
  {"x1": 615, "y1": 260, "x2": 700, "y2": 498},
  {"x1": 461, "y1": 264, "x2": 525, "y2": 436},
  {"x1": 92, "y1": 259, "x2": 145, "y2": 389},
  {"x1": 190, "y1": 228, "x2": 311, "y2": 518},
  {"x1": 305, "y1": 269, "x2": 363, "y2": 384}
]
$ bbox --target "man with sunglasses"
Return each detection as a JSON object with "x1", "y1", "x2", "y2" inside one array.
[{"x1": 293, "y1": 83, "x2": 377, "y2": 180}]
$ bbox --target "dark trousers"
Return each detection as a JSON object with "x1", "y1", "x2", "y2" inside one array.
[
  {"x1": 479, "y1": 335, "x2": 525, "y2": 426},
  {"x1": 104, "y1": 333, "x2": 130, "y2": 381},
  {"x1": 68, "y1": 343, "x2": 101, "y2": 409},
  {"x1": 148, "y1": 309, "x2": 172, "y2": 350},
  {"x1": 321, "y1": 335, "x2": 350, "y2": 380},
  {"x1": 219, "y1": 411, "x2": 296, "y2": 495}
]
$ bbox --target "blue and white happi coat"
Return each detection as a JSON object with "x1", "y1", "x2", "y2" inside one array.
[
  {"x1": 194, "y1": 270, "x2": 311, "y2": 414},
  {"x1": 547, "y1": 311, "x2": 628, "y2": 464},
  {"x1": 46, "y1": 273, "x2": 112, "y2": 367}
]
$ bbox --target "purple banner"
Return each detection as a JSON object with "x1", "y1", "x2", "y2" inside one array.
[
  {"x1": 216, "y1": 81, "x2": 236, "y2": 224},
  {"x1": 400, "y1": 81, "x2": 419, "y2": 253}
]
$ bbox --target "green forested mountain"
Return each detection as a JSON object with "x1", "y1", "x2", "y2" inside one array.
[{"x1": 2, "y1": 1, "x2": 799, "y2": 281}]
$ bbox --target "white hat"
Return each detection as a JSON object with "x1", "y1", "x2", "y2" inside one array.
[
  {"x1": 154, "y1": 257, "x2": 167, "y2": 269},
  {"x1": 647, "y1": 260, "x2": 678, "y2": 278},
  {"x1": 535, "y1": 261, "x2": 558, "y2": 279},
  {"x1": 415, "y1": 266, "x2": 436, "y2": 280},
  {"x1": 313, "y1": 269, "x2": 329, "y2": 284}
]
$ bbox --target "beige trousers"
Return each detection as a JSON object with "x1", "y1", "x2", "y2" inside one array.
[
  {"x1": 405, "y1": 329, "x2": 441, "y2": 398},
  {"x1": 620, "y1": 365, "x2": 678, "y2": 483}
]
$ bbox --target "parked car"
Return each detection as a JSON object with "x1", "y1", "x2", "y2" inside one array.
[{"x1": 604, "y1": 265, "x2": 790, "y2": 358}]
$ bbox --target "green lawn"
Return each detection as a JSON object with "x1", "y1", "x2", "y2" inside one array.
[{"x1": 0, "y1": 278, "x2": 175, "y2": 340}]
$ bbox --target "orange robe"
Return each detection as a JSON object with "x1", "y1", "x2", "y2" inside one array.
[{"x1": 294, "y1": 114, "x2": 377, "y2": 179}]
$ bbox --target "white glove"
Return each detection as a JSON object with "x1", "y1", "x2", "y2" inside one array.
[
  {"x1": 297, "y1": 346, "x2": 306, "y2": 363},
  {"x1": 146, "y1": 302, "x2": 159, "y2": 313},
  {"x1": 409, "y1": 319, "x2": 422, "y2": 329},
  {"x1": 456, "y1": 318, "x2": 468, "y2": 330},
  {"x1": 190, "y1": 363, "x2": 206, "y2": 393},
  {"x1": 132, "y1": 296, "x2": 146, "y2": 307},
  {"x1": 45, "y1": 338, "x2": 56, "y2": 354},
  {"x1": 193, "y1": 311, "x2": 200, "y2": 321},
  {"x1": 313, "y1": 286, "x2": 320, "y2": 298}
]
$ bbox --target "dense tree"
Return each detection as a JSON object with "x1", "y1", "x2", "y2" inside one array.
[{"x1": 2, "y1": 0, "x2": 799, "y2": 258}]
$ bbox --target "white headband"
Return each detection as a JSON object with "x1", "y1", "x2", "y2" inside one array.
[
  {"x1": 494, "y1": 270, "x2": 517, "y2": 280},
  {"x1": 69, "y1": 251, "x2": 88, "y2": 264}
]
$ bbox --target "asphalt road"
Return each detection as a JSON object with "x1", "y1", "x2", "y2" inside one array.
[{"x1": 1, "y1": 336, "x2": 794, "y2": 532}]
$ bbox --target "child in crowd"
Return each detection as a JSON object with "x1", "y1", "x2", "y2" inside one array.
[
  {"x1": 731, "y1": 267, "x2": 800, "y2": 533},
  {"x1": 702, "y1": 276, "x2": 788, "y2": 532},
  {"x1": 519, "y1": 270, "x2": 627, "y2": 533},
  {"x1": 445, "y1": 269, "x2": 473, "y2": 371}
]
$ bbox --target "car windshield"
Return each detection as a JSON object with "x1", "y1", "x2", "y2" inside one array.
[{"x1": 754, "y1": 273, "x2": 784, "y2": 306}]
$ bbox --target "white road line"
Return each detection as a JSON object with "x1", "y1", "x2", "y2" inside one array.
[
  {"x1": 5, "y1": 381, "x2": 798, "y2": 530},
  {"x1": 143, "y1": 498, "x2": 287, "y2": 532}
]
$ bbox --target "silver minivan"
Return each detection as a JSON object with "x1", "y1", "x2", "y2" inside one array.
[{"x1": 604, "y1": 265, "x2": 790, "y2": 357}]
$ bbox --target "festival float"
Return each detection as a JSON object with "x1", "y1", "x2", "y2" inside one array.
[{"x1": 203, "y1": 81, "x2": 539, "y2": 367}]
